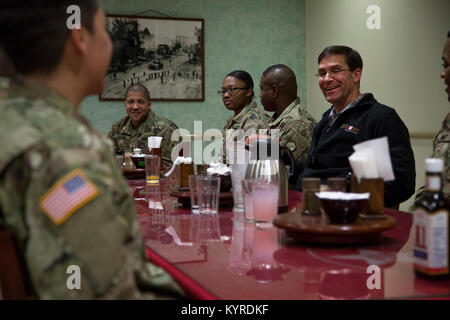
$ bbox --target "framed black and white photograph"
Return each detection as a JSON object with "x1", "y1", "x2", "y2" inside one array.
[{"x1": 100, "y1": 15, "x2": 204, "y2": 101}]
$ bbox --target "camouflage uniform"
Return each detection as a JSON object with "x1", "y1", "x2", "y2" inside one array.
[
  {"x1": 0, "y1": 77, "x2": 183, "y2": 299},
  {"x1": 107, "y1": 111, "x2": 179, "y2": 167},
  {"x1": 414, "y1": 112, "x2": 450, "y2": 205},
  {"x1": 222, "y1": 101, "x2": 269, "y2": 160},
  {"x1": 265, "y1": 97, "x2": 317, "y2": 161},
  {"x1": 223, "y1": 101, "x2": 269, "y2": 134}
]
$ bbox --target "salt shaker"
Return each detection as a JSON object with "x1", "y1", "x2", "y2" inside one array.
[{"x1": 115, "y1": 149, "x2": 124, "y2": 168}]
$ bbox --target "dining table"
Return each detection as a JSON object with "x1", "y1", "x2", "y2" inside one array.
[{"x1": 126, "y1": 172, "x2": 450, "y2": 300}]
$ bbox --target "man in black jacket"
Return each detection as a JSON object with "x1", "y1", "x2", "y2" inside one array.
[{"x1": 293, "y1": 45, "x2": 415, "y2": 208}]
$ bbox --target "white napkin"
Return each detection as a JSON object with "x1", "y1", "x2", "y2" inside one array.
[
  {"x1": 148, "y1": 136, "x2": 162, "y2": 150},
  {"x1": 164, "y1": 156, "x2": 192, "y2": 177},
  {"x1": 207, "y1": 161, "x2": 231, "y2": 175},
  {"x1": 349, "y1": 136, "x2": 395, "y2": 182},
  {"x1": 348, "y1": 149, "x2": 378, "y2": 181},
  {"x1": 315, "y1": 191, "x2": 370, "y2": 200},
  {"x1": 149, "y1": 201, "x2": 164, "y2": 210}
]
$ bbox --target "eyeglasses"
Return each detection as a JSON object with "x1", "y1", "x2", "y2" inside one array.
[
  {"x1": 217, "y1": 87, "x2": 249, "y2": 95},
  {"x1": 442, "y1": 63, "x2": 449, "y2": 75},
  {"x1": 315, "y1": 68, "x2": 350, "y2": 78}
]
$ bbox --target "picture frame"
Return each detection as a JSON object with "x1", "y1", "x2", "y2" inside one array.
[{"x1": 99, "y1": 14, "x2": 204, "y2": 102}]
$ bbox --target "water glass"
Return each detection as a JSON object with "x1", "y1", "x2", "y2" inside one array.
[
  {"x1": 188, "y1": 174, "x2": 200, "y2": 214},
  {"x1": 145, "y1": 155, "x2": 161, "y2": 184},
  {"x1": 252, "y1": 180, "x2": 279, "y2": 226},
  {"x1": 196, "y1": 175, "x2": 221, "y2": 214},
  {"x1": 241, "y1": 178, "x2": 255, "y2": 222},
  {"x1": 230, "y1": 163, "x2": 246, "y2": 213}
]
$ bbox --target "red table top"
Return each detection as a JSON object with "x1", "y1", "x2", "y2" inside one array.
[{"x1": 128, "y1": 176, "x2": 450, "y2": 300}]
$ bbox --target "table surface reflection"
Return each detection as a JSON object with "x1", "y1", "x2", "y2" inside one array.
[{"x1": 129, "y1": 177, "x2": 450, "y2": 300}]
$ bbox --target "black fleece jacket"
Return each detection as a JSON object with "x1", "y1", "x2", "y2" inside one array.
[{"x1": 292, "y1": 93, "x2": 415, "y2": 207}]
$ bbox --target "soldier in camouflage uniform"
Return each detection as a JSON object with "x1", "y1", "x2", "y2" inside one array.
[
  {"x1": 107, "y1": 83, "x2": 179, "y2": 168},
  {"x1": 220, "y1": 70, "x2": 269, "y2": 161},
  {"x1": 414, "y1": 31, "x2": 450, "y2": 204},
  {"x1": 259, "y1": 64, "x2": 317, "y2": 162},
  {"x1": 430, "y1": 114, "x2": 450, "y2": 197},
  {"x1": 0, "y1": 1, "x2": 183, "y2": 299}
]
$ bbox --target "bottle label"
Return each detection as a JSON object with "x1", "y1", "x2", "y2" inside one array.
[
  {"x1": 413, "y1": 208, "x2": 449, "y2": 275},
  {"x1": 426, "y1": 176, "x2": 441, "y2": 191}
]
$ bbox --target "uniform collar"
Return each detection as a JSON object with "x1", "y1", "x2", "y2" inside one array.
[
  {"x1": 269, "y1": 97, "x2": 301, "y2": 127},
  {"x1": 329, "y1": 93, "x2": 368, "y2": 119},
  {"x1": 323, "y1": 93, "x2": 373, "y2": 121},
  {"x1": 226, "y1": 101, "x2": 257, "y2": 124},
  {"x1": 125, "y1": 109, "x2": 156, "y2": 132}
]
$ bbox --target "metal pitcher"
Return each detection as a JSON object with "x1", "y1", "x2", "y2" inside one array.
[{"x1": 244, "y1": 138, "x2": 294, "y2": 213}]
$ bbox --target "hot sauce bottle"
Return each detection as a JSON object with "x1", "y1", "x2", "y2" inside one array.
[{"x1": 413, "y1": 158, "x2": 449, "y2": 279}]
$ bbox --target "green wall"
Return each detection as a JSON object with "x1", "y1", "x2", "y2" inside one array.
[{"x1": 80, "y1": 0, "x2": 307, "y2": 134}]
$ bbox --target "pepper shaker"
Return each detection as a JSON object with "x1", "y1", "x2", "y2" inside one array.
[{"x1": 301, "y1": 178, "x2": 321, "y2": 216}]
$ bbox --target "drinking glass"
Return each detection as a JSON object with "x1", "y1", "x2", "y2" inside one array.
[
  {"x1": 242, "y1": 178, "x2": 256, "y2": 223},
  {"x1": 196, "y1": 175, "x2": 221, "y2": 214},
  {"x1": 230, "y1": 164, "x2": 246, "y2": 213},
  {"x1": 252, "y1": 180, "x2": 279, "y2": 227},
  {"x1": 145, "y1": 155, "x2": 161, "y2": 184},
  {"x1": 188, "y1": 174, "x2": 200, "y2": 214}
]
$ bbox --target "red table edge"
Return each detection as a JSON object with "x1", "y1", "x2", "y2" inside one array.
[{"x1": 145, "y1": 247, "x2": 217, "y2": 300}]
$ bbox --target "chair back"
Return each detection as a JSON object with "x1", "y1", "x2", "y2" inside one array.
[{"x1": 0, "y1": 227, "x2": 28, "y2": 299}]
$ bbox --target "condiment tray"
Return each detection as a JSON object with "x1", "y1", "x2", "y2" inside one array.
[{"x1": 273, "y1": 212, "x2": 396, "y2": 245}]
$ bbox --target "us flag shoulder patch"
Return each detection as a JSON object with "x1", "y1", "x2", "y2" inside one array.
[{"x1": 39, "y1": 169, "x2": 99, "y2": 225}]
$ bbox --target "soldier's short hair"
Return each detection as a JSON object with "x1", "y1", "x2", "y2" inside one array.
[
  {"x1": 226, "y1": 70, "x2": 254, "y2": 99},
  {"x1": 262, "y1": 64, "x2": 291, "y2": 78},
  {"x1": 318, "y1": 46, "x2": 363, "y2": 71},
  {"x1": 0, "y1": 0, "x2": 98, "y2": 75},
  {"x1": 125, "y1": 83, "x2": 151, "y2": 101},
  {"x1": 261, "y1": 64, "x2": 297, "y2": 97}
]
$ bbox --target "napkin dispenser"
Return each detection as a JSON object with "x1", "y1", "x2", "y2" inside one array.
[
  {"x1": 350, "y1": 176, "x2": 384, "y2": 216},
  {"x1": 348, "y1": 137, "x2": 394, "y2": 217}
]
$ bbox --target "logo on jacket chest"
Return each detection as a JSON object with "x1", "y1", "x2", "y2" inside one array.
[{"x1": 341, "y1": 124, "x2": 360, "y2": 135}]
